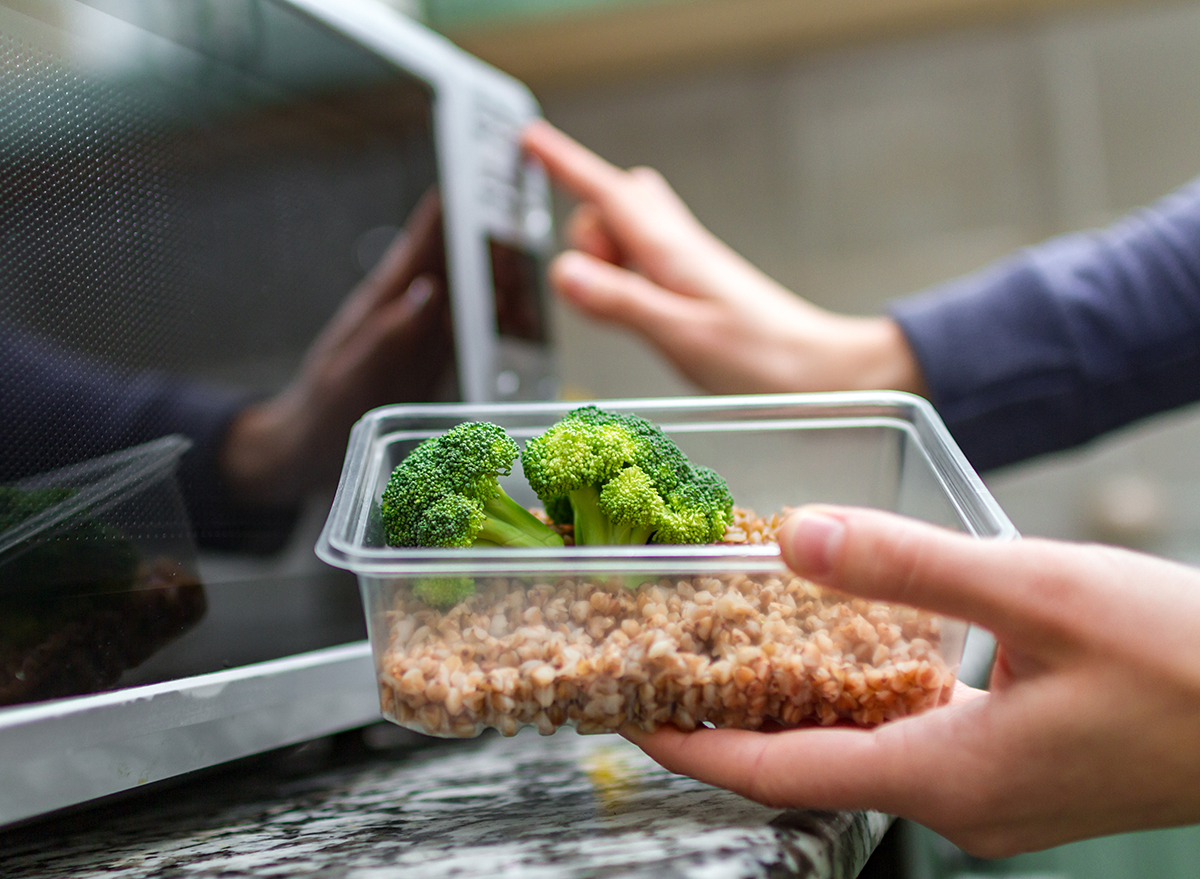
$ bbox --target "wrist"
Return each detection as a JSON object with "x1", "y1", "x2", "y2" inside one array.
[
  {"x1": 838, "y1": 315, "x2": 929, "y2": 397},
  {"x1": 219, "y1": 392, "x2": 311, "y2": 508},
  {"x1": 748, "y1": 303, "x2": 930, "y2": 398},
  {"x1": 731, "y1": 269, "x2": 930, "y2": 397}
]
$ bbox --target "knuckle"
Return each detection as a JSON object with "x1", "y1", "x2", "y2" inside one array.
[
  {"x1": 629, "y1": 165, "x2": 664, "y2": 183},
  {"x1": 743, "y1": 769, "x2": 791, "y2": 809},
  {"x1": 741, "y1": 739, "x2": 793, "y2": 809},
  {"x1": 1009, "y1": 538, "x2": 1101, "y2": 621},
  {"x1": 857, "y1": 522, "x2": 939, "y2": 607}
]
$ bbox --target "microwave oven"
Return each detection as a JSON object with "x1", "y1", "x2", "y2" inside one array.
[{"x1": 0, "y1": 0, "x2": 556, "y2": 826}]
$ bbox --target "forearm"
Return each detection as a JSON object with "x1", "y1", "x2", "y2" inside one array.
[
  {"x1": 218, "y1": 391, "x2": 313, "y2": 509},
  {"x1": 714, "y1": 259, "x2": 930, "y2": 398},
  {"x1": 0, "y1": 323, "x2": 298, "y2": 552},
  {"x1": 891, "y1": 175, "x2": 1200, "y2": 471}
]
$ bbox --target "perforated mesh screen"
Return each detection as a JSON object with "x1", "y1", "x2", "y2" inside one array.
[
  {"x1": 0, "y1": 0, "x2": 444, "y2": 705},
  {"x1": 1, "y1": 30, "x2": 191, "y2": 371},
  {"x1": 0, "y1": 0, "x2": 440, "y2": 489}
]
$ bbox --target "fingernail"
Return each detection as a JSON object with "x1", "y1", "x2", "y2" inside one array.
[
  {"x1": 407, "y1": 275, "x2": 434, "y2": 307},
  {"x1": 552, "y1": 252, "x2": 593, "y2": 288},
  {"x1": 780, "y1": 508, "x2": 844, "y2": 577}
]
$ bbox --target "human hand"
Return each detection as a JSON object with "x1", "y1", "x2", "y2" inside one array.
[
  {"x1": 521, "y1": 120, "x2": 925, "y2": 397},
  {"x1": 623, "y1": 504, "x2": 1200, "y2": 857},
  {"x1": 220, "y1": 190, "x2": 453, "y2": 507}
]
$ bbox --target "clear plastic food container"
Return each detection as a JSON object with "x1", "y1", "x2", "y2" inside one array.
[
  {"x1": 0, "y1": 435, "x2": 206, "y2": 706},
  {"x1": 316, "y1": 393, "x2": 1016, "y2": 738}
]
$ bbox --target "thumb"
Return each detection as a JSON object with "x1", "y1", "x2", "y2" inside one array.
[{"x1": 778, "y1": 505, "x2": 1074, "y2": 648}]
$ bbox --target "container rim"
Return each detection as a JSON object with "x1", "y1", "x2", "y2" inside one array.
[
  {"x1": 314, "y1": 391, "x2": 1018, "y2": 576},
  {"x1": 0, "y1": 434, "x2": 193, "y2": 562}
]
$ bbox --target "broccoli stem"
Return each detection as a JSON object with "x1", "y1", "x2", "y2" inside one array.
[
  {"x1": 612, "y1": 521, "x2": 657, "y2": 545},
  {"x1": 567, "y1": 486, "x2": 656, "y2": 546},
  {"x1": 474, "y1": 489, "x2": 564, "y2": 548},
  {"x1": 568, "y1": 485, "x2": 609, "y2": 545}
]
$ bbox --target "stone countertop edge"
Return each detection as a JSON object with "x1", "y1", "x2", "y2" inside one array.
[{"x1": 0, "y1": 726, "x2": 892, "y2": 878}]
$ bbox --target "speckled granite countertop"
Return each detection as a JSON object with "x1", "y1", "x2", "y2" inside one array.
[{"x1": 0, "y1": 726, "x2": 890, "y2": 878}]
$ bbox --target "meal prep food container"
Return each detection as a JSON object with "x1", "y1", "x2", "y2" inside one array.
[
  {"x1": 0, "y1": 435, "x2": 206, "y2": 705},
  {"x1": 316, "y1": 393, "x2": 1017, "y2": 738}
]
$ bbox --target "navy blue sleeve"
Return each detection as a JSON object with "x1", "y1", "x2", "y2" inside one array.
[
  {"x1": 889, "y1": 176, "x2": 1200, "y2": 472},
  {"x1": 1, "y1": 324, "x2": 298, "y2": 553}
]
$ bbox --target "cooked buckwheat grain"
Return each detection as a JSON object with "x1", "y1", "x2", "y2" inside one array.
[{"x1": 376, "y1": 506, "x2": 955, "y2": 737}]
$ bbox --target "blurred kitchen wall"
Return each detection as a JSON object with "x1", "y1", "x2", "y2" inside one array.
[{"x1": 511, "y1": 0, "x2": 1200, "y2": 556}]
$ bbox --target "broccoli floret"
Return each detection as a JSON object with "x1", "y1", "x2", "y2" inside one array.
[
  {"x1": 0, "y1": 486, "x2": 74, "y2": 530},
  {"x1": 380, "y1": 421, "x2": 564, "y2": 549},
  {"x1": 412, "y1": 576, "x2": 476, "y2": 610},
  {"x1": 521, "y1": 406, "x2": 734, "y2": 546}
]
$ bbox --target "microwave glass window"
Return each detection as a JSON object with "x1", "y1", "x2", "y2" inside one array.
[{"x1": 0, "y1": 0, "x2": 446, "y2": 706}]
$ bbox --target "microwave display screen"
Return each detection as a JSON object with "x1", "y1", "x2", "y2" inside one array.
[{"x1": 489, "y1": 237, "x2": 548, "y2": 344}]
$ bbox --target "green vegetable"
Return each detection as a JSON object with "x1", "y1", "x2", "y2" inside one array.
[
  {"x1": 0, "y1": 485, "x2": 139, "y2": 594},
  {"x1": 0, "y1": 486, "x2": 74, "y2": 529},
  {"x1": 412, "y1": 576, "x2": 476, "y2": 610},
  {"x1": 380, "y1": 421, "x2": 564, "y2": 549},
  {"x1": 521, "y1": 405, "x2": 734, "y2": 546}
]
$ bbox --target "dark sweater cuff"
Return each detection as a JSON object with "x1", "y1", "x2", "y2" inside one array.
[
  {"x1": 888, "y1": 252, "x2": 1089, "y2": 472},
  {"x1": 132, "y1": 375, "x2": 300, "y2": 554}
]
